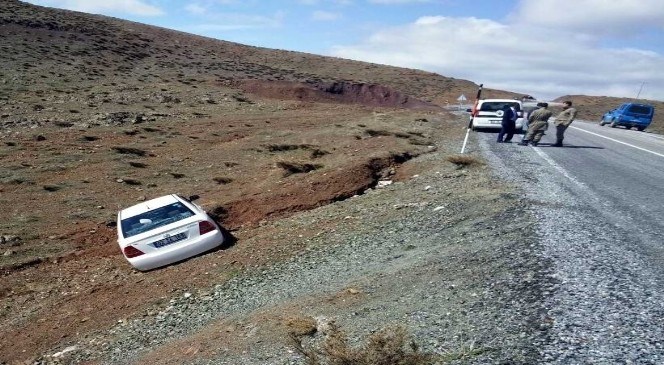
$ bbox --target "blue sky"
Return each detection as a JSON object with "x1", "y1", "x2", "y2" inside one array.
[{"x1": 24, "y1": 0, "x2": 664, "y2": 101}]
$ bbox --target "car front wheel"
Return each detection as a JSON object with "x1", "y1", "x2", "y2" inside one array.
[
  {"x1": 637, "y1": 126, "x2": 646, "y2": 131},
  {"x1": 610, "y1": 120, "x2": 618, "y2": 128}
]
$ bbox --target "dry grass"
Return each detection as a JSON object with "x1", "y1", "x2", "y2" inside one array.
[
  {"x1": 445, "y1": 154, "x2": 483, "y2": 167},
  {"x1": 285, "y1": 316, "x2": 318, "y2": 337},
  {"x1": 111, "y1": 146, "x2": 147, "y2": 156},
  {"x1": 292, "y1": 324, "x2": 437, "y2": 365},
  {"x1": 212, "y1": 176, "x2": 233, "y2": 185},
  {"x1": 277, "y1": 162, "x2": 324, "y2": 176}
]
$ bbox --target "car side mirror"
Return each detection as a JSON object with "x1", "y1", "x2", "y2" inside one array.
[{"x1": 188, "y1": 194, "x2": 200, "y2": 202}]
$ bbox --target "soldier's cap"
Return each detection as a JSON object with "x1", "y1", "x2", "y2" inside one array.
[{"x1": 536, "y1": 102, "x2": 548, "y2": 108}]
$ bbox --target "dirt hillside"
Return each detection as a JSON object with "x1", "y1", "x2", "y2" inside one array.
[{"x1": 0, "y1": 1, "x2": 508, "y2": 362}]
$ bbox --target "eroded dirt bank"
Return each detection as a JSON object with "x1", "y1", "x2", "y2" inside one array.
[{"x1": 0, "y1": 103, "x2": 453, "y2": 362}]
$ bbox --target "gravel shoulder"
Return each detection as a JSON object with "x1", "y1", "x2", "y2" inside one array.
[{"x1": 42, "y1": 128, "x2": 550, "y2": 364}]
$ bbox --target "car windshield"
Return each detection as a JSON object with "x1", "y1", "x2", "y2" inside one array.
[
  {"x1": 627, "y1": 105, "x2": 652, "y2": 115},
  {"x1": 121, "y1": 202, "x2": 194, "y2": 238},
  {"x1": 479, "y1": 102, "x2": 520, "y2": 112}
]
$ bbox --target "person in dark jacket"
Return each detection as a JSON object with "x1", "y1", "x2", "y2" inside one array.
[{"x1": 497, "y1": 104, "x2": 516, "y2": 143}]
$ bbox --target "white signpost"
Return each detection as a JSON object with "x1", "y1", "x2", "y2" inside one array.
[
  {"x1": 460, "y1": 85, "x2": 483, "y2": 154},
  {"x1": 457, "y1": 94, "x2": 467, "y2": 110}
]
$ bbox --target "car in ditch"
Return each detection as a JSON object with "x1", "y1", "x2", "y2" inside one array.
[
  {"x1": 469, "y1": 99, "x2": 526, "y2": 131},
  {"x1": 117, "y1": 194, "x2": 225, "y2": 271},
  {"x1": 599, "y1": 102, "x2": 654, "y2": 131}
]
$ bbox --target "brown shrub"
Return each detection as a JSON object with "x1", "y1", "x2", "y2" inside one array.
[
  {"x1": 445, "y1": 154, "x2": 483, "y2": 167},
  {"x1": 293, "y1": 324, "x2": 436, "y2": 365},
  {"x1": 365, "y1": 129, "x2": 393, "y2": 137},
  {"x1": 310, "y1": 149, "x2": 330, "y2": 159},
  {"x1": 128, "y1": 161, "x2": 147, "y2": 168},
  {"x1": 277, "y1": 162, "x2": 323, "y2": 177},
  {"x1": 112, "y1": 146, "x2": 146, "y2": 156},
  {"x1": 265, "y1": 144, "x2": 312, "y2": 152},
  {"x1": 285, "y1": 316, "x2": 318, "y2": 337},
  {"x1": 213, "y1": 177, "x2": 233, "y2": 185}
]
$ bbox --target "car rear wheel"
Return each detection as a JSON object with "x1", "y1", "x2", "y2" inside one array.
[{"x1": 637, "y1": 126, "x2": 646, "y2": 131}]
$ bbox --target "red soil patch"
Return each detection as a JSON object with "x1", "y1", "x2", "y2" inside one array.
[{"x1": 238, "y1": 80, "x2": 441, "y2": 110}]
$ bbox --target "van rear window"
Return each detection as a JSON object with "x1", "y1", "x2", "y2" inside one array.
[
  {"x1": 627, "y1": 105, "x2": 652, "y2": 115},
  {"x1": 480, "y1": 102, "x2": 520, "y2": 112}
]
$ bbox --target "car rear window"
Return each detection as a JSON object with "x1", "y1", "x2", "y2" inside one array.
[
  {"x1": 121, "y1": 202, "x2": 194, "y2": 238},
  {"x1": 479, "y1": 102, "x2": 521, "y2": 112},
  {"x1": 627, "y1": 105, "x2": 652, "y2": 115}
]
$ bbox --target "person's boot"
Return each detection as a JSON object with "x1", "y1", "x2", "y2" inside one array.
[
  {"x1": 518, "y1": 139, "x2": 529, "y2": 146},
  {"x1": 531, "y1": 141, "x2": 539, "y2": 146},
  {"x1": 552, "y1": 140, "x2": 563, "y2": 147}
]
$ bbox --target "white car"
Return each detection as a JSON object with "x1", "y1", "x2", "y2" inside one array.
[
  {"x1": 470, "y1": 99, "x2": 525, "y2": 131},
  {"x1": 117, "y1": 194, "x2": 225, "y2": 271}
]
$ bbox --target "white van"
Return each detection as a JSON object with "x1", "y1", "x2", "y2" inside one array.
[{"x1": 470, "y1": 99, "x2": 525, "y2": 131}]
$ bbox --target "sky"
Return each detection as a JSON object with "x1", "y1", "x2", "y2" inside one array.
[{"x1": 23, "y1": 0, "x2": 664, "y2": 101}]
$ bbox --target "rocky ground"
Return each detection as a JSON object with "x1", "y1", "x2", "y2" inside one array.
[{"x1": 36, "y1": 126, "x2": 551, "y2": 365}]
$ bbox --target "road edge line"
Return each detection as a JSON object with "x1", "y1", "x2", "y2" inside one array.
[
  {"x1": 532, "y1": 147, "x2": 588, "y2": 189},
  {"x1": 570, "y1": 126, "x2": 664, "y2": 158}
]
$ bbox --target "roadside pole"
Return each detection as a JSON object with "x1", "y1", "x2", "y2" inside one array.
[{"x1": 460, "y1": 84, "x2": 483, "y2": 154}]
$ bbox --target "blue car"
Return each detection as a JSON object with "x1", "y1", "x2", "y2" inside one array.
[{"x1": 600, "y1": 102, "x2": 655, "y2": 131}]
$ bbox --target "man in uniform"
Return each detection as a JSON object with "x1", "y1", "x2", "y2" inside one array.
[
  {"x1": 519, "y1": 102, "x2": 553, "y2": 146},
  {"x1": 497, "y1": 104, "x2": 516, "y2": 143},
  {"x1": 552, "y1": 100, "x2": 577, "y2": 147}
]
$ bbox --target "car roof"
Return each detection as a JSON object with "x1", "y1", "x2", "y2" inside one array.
[
  {"x1": 119, "y1": 194, "x2": 181, "y2": 219},
  {"x1": 622, "y1": 102, "x2": 653, "y2": 107},
  {"x1": 479, "y1": 99, "x2": 522, "y2": 104}
]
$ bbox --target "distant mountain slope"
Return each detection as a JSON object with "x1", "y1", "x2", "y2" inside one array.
[
  {"x1": 554, "y1": 95, "x2": 663, "y2": 134},
  {"x1": 0, "y1": 0, "x2": 523, "y2": 129}
]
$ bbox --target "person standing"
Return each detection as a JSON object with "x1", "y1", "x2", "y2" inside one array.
[
  {"x1": 519, "y1": 102, "x2": 553, "y2": 146},
  {"x1": 552, "y1": 101, "x2": 577, "y2": 147},
  {"x1": 497, "y1": 104, "x2": 516, "y2": 143}
]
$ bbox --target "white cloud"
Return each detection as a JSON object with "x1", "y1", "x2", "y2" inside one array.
[
  {"x1": 514, "y1": 0, "x2": 664, "y2": 33},
  {"x1": 312, "y1": 10, "x2": 341, "y2": 21},
  {"x1": 25, "y1": 0, "x2": 163, "y2": 16},
  {"x1": 330, "y1": 16, "x2": 664, "y2": 100},
  {"x1": 185, "y1": 3, "x2": 207, "y2": 15}
]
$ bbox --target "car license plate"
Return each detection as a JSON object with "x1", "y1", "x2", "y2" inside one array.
[
  {"x1": 490, "y1": 120, "x2": 501, "y2": 124},
  {"x1": 153, "y1": 232, "x2": 187, "y2": 248}
]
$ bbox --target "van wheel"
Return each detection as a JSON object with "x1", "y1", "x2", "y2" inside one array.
[{"x1": 637, "y1": 126, "x2": 645, "y2": 131}]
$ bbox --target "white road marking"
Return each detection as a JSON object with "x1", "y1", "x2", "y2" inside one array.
[
  {"x1": 570, "y1": 126, "x2": 664, "y2": 158},
  {"x1": 532, "y1": 147, "x2": 588, "y2": 189}
]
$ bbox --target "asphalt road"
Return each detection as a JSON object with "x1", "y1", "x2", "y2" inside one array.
[{"x1": 475, "y1": 120, "x2": 664, "y2": 364}]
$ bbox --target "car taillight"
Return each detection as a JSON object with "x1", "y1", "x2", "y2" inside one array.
[
  {"x1": 123, "y1": 245, "x2": 144, "y2": 258},
  {"x1": 199, "y1": 221, "x2": 216, "y2": 235}
]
